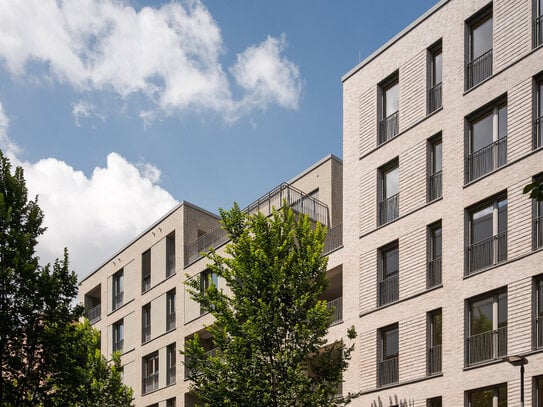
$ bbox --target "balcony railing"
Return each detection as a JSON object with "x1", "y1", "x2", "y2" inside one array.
[
  {"x1": 466, "y1": 49, "x2": 493, "y2": 89},
  {"x1": 378, "y1": 356, "x2": 399, "y2": 387},
  {"x1": 379, "y1": 194, "x2": 399, "y2": 225},
  {"x1": 466, "y1": 231, "x2": 507, "y2": 274},
  {"x1": 535, "y1": 116, "x2": 543, "y2": 149},
  {"x1": 535, "y1": 216, "x2": 543, "y2": 249},
  {"x1": 427, "y1": 257, "x2": 442, "y2": 288},
  {"x1": 427, "y1": 344, "x2": 442, "y2": 375},
  {"x1": 167, "y1": 365, "x2": 176, "y2": 385},
  {"x1": 167, "y1": 311, "x2": 176, "y2": 331},
  {"x1": 323, "y1": 223, "x2": 343, "y2": 255},
  {"x1": 428, "y1": 82, "x2": 442, "y2": 113},
  {"x1": 428, "y1": 171, "x2": 442, "y2": 202},
  {"x1": 378, "y1": 111, "x2": 399, "y2": 145},
  {"x1": 467, "y1": 136, "x2": 507, "y2": 182},
  {"x1": 327, "y1": 297, "x2": 343, "y2": 326},
  {"x1": 167, "y1": 253, "x2": 176, "y2": 277},
  {"x1": 536, "y1": 315, "x2": 543, "y2": 349},
  {"x1": 112, "y1": 339, "x2": 124, "y2": 353},
  {"x1": 86, "y1": 303, "x2": 101, "y2": 323},
  {"x1": 467, "y1": 326, "x2": 507, "y2": 365},
  {"x1": 112, "y1": 292, "x2": 123, "y2": 311},
  {"x1": 143, "y1": 372, "x2": 159, "y2": 394},
  {"x1": 536, "y1": 15, "x2": 543, "y2": 48},
  {"x1": 378, "y1": 274, "x2": 399, "y2": 307},
  {"x1": 142, "y1": 324, "x2": 151, "y2": 343}
]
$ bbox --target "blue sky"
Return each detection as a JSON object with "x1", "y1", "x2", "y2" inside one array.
[{"x1": 0, "y1": 0, "x2": 438, "y2": 277}]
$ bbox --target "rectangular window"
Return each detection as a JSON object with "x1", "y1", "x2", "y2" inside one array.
[
  {"x1": 378, "y1": 73, "x2": 400, "y2": 144},
  {"x1": 428, "y1": 222, "x2": 442, "y2": 288},
  {"x1": 533, "y1": 177, "x2": 543, "y2": 249},
  {"x1": 112, "y1": 269, "x2": 124, "y2": 311},
  {"x1": 378, "y1": 324, "x2": 399, "y2": 387},
  {"x1": 466, "y1": 8, "x2": 493, "y2": 89},
  {"x1": 428, "y1": 136, "x2": 443, "y2": 201},
  {"x1": 112, "y1": 319, "x2": 124, "y2": 353},
  {"x1": 166, "y1": 398, "x2": 176, "y2": 407},
  {"x1": 166, "y1": 233, "x2": 176, "y2": 277},
  {"x1": 535, "y1": 0, "x2": 543, "y2": 48},
  {"x1": 428, "y1": 42, "x2": 442, "y2": 113},
  {"x1": 467, "y1": 196, "x2": 507, "y2": 274},
  {"x1": 378, "y1": 241, "x2": 399, "y2": 307},
  {"x1": 536, "y1": 278, "x2": 543, "y2": 349},
  {"x1": 200, "y1": 270, "x2": 218, "y2": 315},
  {"x1": 467, "y1": 290, "x2": 507, "y2": 366},
  {"x1": 536, "y1": 79, "x2": 543, "y2": 149},
  {"x1": 142, "y1": 303, "x2": 151, "y2": 343},
  {"x1": 378, "y1": 160, "x2": 399, "y2": 225},
  {"x1": 467, "y1": 101, "x2": 507, "y2": 182},
  {"x1": 167, "y1": 343, "x2": 176, "y2": 385},
  {"x1": 467, "y1": 383, "x2": 507, "y2": 407},
  {"x1": 427, "y1": 397, "x2": 442, "y2": 407},
  {"x1": 167, "y1": 289, "x2": 176, "y2": 331},
  {"x1": 142, "y1": 249, "x2": 151, "y2": 293},
  {"x1": 427, "y1": 309, "x2": 442, "y2": 375},
  {"x1": 536, "y1": 376, "x2": 543, "y2": 407},
  {"x1": 142, "y1": 352, "x2": 159, "y2": 394}
]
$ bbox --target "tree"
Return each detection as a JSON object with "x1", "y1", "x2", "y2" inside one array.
[
  {"x1": 183, "y1": 203, "x2": 359, "y2": 407},
  {"x1": 524, "y1": 179, "x2": 543, "y2": 201},
  {"x1": 0, "y1": 150, "x2": 133, "y2": 406}
]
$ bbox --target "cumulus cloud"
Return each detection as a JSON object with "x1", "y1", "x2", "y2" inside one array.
[{"x1": 0, "y1": 0, "x2": 302, "y2": 122}]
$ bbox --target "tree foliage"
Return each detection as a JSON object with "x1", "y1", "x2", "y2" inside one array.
[
  {"x1": 524, "y1": 180, "x2": 543, "y2": 201},
  {"x1": 184, "y1": 203, "x2": 359, "y2": 406}
]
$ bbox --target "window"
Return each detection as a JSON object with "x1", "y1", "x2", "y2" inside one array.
[
  {"x1": 427, "y1": 309, "x2": 442, "y2": 375},
  {"x1": 166, "y1": 233, "x2": 176, "y2": 277},
  {"x1": 378, "y1": 73, "x2": 400, "y2": 144},
  {"x1": 427, "y1": 397, "x2": 442, "y2": 407},
  {"x1": 428, "y1": 41, "x2": 442, "y2": 113},
  {"x1": 467, "y1": 383, "x2": 507, "y2": 407},
  {"x1": 167, "y1": 343, "x2": 176, "y2": 385},
  {"x1": 535, "y1": 0, "x2": 543, "y2": 48},
  {"x1": 466, "y1": 8, "x2": 493, "y2": 89},
  {"x1": 428, "y1": 136, "x2": 442, "y2": 201},
  {"x1": 467, "y1": 101, "x2": 507, "y2": 182},
  {"x1": 378, "y1": 241, "x2": 399, "y2": 307},
  {"x1": 535, "y1": 79, "x2": 543, "y2": 149},
  {"x1": 536, "y1": 278, "x2": 543, "y2": 349},
  {"x1": 378, "y1": 324, "x2": 399, "y2": 387},
  {"x1": 533, "y1": 177, "x2": 543, "y2": 249},
  {"x1": 112, "y1": 319, "x2": 124, "y2": 353},
  {"x1": 166, "y1": 398, "x2": 176, "y2": 407},
  {"x1": 467, "y1": 196, "x2": 507, "y2": 274},
  {"x1": 112, "y1": 269, "x2": 123, "y2": 311},
  {"x1": 467, "y1": 290, "x2": 507, "y2": 365},
  {"x1": 428, "y1": 222, "x2": 442, "y2": 288},
  {"x1": 200, "y1": 269, "x2": 218, "y2": 315},
  {"x1": 142, "y1": 303, "x2": 151, "y2": 343},
  {"x1": 167, "y1": 289, "x2": 176, "y2": 331},
  {"x1": 142, "y1": 351, "x2": 159, "y2": 394},
  {"x1": 536, "y1": 376, "x2": 543, "y2": 407},
  {"x1": 379, "y1": 160, "x2": 399, "y2": 225},
  {"x1": 142, "y1": 249, "x2": 151, "y2": 293}
]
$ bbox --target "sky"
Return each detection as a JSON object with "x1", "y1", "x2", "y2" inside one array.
[{"x1": 0, "y1": 0, "x2": 439, "y2": 279}]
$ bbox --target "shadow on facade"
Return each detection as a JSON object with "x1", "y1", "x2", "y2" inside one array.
[{"x1": 370, "y1": 395, "x2": 415, "y2": 407}]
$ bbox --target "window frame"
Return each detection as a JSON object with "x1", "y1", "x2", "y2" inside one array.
[
  {"x1": 142, "y1": 351, "x2": 159, "y2": 394},
  {"x1": 377, "y1": 240, "x2": 399, "y2": 307},
  {"x1": 142, "y1": 249, "x2": 151, "y2": 293},
  {"x1": 428, "y1": 40, "x2": 443, "y2": 113},
  {"x1": 427, "y1": 309, "x2": 442, "y2": 375},
  {"x1": 378, "y1": 72, "x2": 400, "y2": 145},
  {"x1": 466, "y1": 6, "x2": 493, "y2": 89},
  {"x1": 428, "y1": 135, "x2": 443, "y2": 202},
  {"x1": 166, "y1": 343, "x2": 176, "y2": 386},
  {"x1": 142, "y1": 303, "x2": 151, "y2": 344},
  {"x1": 427, "y1": 221, "x2": 442, "y2": 288},
  {"x1": 378, "y1": 159, "x2": 400, "y2": 226},
  {"x1": 377, "y1": 323, "x2": 399, "y2": 387},
  {"x1": 112, "y1": 269, "x2": 124, "y2": 311},
  {"x1": 466, "y1": 382, "x2": 507, "y2": 407},
  {"x1": 167, "y1": 289, "x2": 176, "y2": 331},
  {"x1": 535, "y1": 78, "x2": 543, "y2": 149},
  {"x1": 112, "y1": 319, "x2": 124, "y2": 353}
]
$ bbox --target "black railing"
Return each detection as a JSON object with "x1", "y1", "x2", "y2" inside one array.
[
  {"x1": 535, "y1": 116, "x2": 543, "y2": 149},
  {"x1": 167, "y1": 312, "x2": 176, "y2": 331},
  {"x1": 428, "y1": 171, "x2": 442, "y2": 201},
  {"x1": 427, "y1": 345, "x2": 442, "y2": 375},
  {"x1": 86, "y1": 303, "x2": 101, "y2": 323},
  {"x1": 428, "y1": 83, "x2": 442, "y2": 113},
  {"x1": 536, "y1": 315, "x2": 543, "y2": 349},
  {"x1": 112, "y1": 292, "x2": 123, "y2": 311},
  {"x1": 535, "y1": 216, "x2": 543, "y2": 249},
  {"x1": 466, "y1": 49, "x2": 493, "y2": 89},
  {"x1": 113, "y1": 339, "x2": 124, "y2": 353},
  {"x1": 327, "y1": 297, "x2": 343, "y2": 326},
  {"x1": 167, "y1": 365, "x2": 176, "y2": 385},
  {"x1": 323, "y1": 223, "x2": 343, "y2": 255},
  {"x1": 142, "y1": 324, "x2": 151, "y2": 343},
  {"x1": 378, "y1": 356, "x2": 399, "y2": 387},
  {"x1": 467, "y1": 136, "x2": 507, "y2": 182},
  {"x1": 467, "y1": 326, "x2": 507, "y2": 365},
  {"x1": 167, "y1": 253, "x2": 176, "y2": 277},
  {"x1": 378, "y1": 111, "x2": 400, "y2": 145},
  {"x1": 466, "y1": 231, "x2": 507, "y2": 274},
  {"x1": 379, "y1": 194, "x2": 399, "y2": 225},
  {"x1": 143, "y1": 372, "x2": 158, "y2": 394},
  {"x1": 427, "y1": 257, "x2": 442, "y2": 288},
  {"x1": 378, "y1": 274, "x2": 399, "y2": 307},
  {"x1": 536, "y1": 15, "x2": 543, "y2": 48}
]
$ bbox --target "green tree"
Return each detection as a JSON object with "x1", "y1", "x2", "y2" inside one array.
[
  {"x1": 183, "y1": 203, "x2": 359, "y2": 407},
  {"x1": 0, "y1": 150, "x2": 133, "y2": 406},
  {"x1": 524, "y1": 180, "x2": 543, "y2": 201}
]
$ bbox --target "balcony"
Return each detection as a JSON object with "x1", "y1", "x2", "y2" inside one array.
[
  {"x1": 535, "y1": 116, "x2": 543, "y2": 149},
  {"x1": 536, "y1": 315, "x2": 543, "y2": 349},
  {"x1": 327, "y1": 297, "x2": 343, "y2": 326},
  {"x1": 466, "y1": 49, "x2": 493, "y2": 89},
  {"x1": 466, "y1": 326, "x2": 507, "y2": 365},
  {"x1": 167, "y1": 365, "x2": 176, "y2": 385},
  {"x1": 466, "y1": 232, "x2": 507, "y2": 274},
  {"x1": 86, "y1": 303, "x2": 101, "y2": 323},
  {"x1": 428, "y1": 171, "x2": 442, "y2": 202},
  {"x1": 378, "y1": 274, "x2": 399, "y2": 307},
  {"x1": 427, "y1": 257, "x2": 442, "y2": 288},
  {"x1": 112, "y1": 339, "x2": 124, "y2": 353},
  {"x1": 536, "y1": 15, "x2": 543, "y2": 48},
  {"x1": 427, "y1": 345, "x2": 442, "y2": 375},
  {"x1": 379, "y1": 194, "x2": 399, "y2": 226},
  {"x1": 143, "y1": 372, "x2": 158, "y2": 394},
  {"x1": 142, "y1": 324, "x2": 151, "y2": 343},
  {"x1": 467, "y1": 137, "x2": 507, "y2": 182},
  {"x1": 184, "y1": 183, "x2": 329, "y2": 266},
  {"x1": 167, "y1": 311, "x2": 176, "y2": 331},
  {"x1": 378, "y1": 356, "x2": 398, "y2": 387},
  {"x1": 535, "y1": 216, "x2": 543, "y2": 249},
  {"x1": 378, "y1": 111, "x2": 399, "y2": 145},
  {"x1": 323, "y1": 223, "x2": 343, "y2": 255},
  {"x1": 112, "y1": 292, "x2": 123, "y2": 311},
  {"x1": 428, "y1": 82, "x2": 442, "y2": 113}
]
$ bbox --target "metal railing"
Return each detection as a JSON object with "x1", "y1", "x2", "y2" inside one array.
[
  {"x1": 86, "y1": 303, "x2": 101, "y2": 323},
  {"x1": 466, "y1": 231, "x2": 507, "y2": 274},
  {"x1": 428, "y1": 171, "x2": 442, "y2": 201},
  {"x1": 427, "y1": 257, "x2": 442, "y2": 288},
  {"x1": 112, "y1": 339, "x2": 124, "y2": 353},
  {"x1": 427, "y1": 344, "x2": 442, "y2": 375},
  {"x1": 535, "y1": 116, "x2": 543, "y2": 149},
  {"x1": 467, "y1": 326, "x2": 507, "y2": 365},
  {"x1": 428, "y1": 82, "x2": 442, "y2": 113},
  {"x1": 536, "y1": 15, "x2": 543, "y2": 48},
  {"x1": 378, "y1": 274, "x2": 399, "y2": 307},
  {"x1": 167, "y1": 312, "x2": 176, "y2": 331},
  {"x1": 327, "y1": 297, "x2": 343, "y2": 325},
  {"x1": 143, "y1": 372, "x2": 159, "y2": 394},
  {"x1": 536, "y1": 315, "x2": 543, "y2": 349},
  {"x1": 467, "y1": 136, "x2": 507, "y2": 182},
  {"x1": 167, "y1": 365, "x2": 176, "y2": 385},
  {"x1": 112, "y1": 292, "x2": 123, "y2": 311},
  {"x1": 378, "y1": 356, "x2": 399, "y2": 387},
  {"x1": 535, "y1": 216, "x2": 543, "y2": 249},
  {"x1": 142, "y1": 324, "x2": 151, "y2": 343},
  {"x1": 323, "y1": 223, "x2": 343, "y2": 255},
  {"x1": 167, "y1": 253, "x2": 176, "y2": 277},
  {"x1": 379, "y1": 194, "x2": 399, "y2": 225},
  {"x1": 378, "y1": 111, "x2": 399, "y2": 145},
  {"x1": 184, "y1": 183, "x2": 329, "y2": 266},
  {"x1": 466, "y1": 49, "x2": 493, "y2": 89}
]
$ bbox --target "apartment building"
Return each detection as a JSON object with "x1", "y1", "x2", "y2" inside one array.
[
  {"x1": 342, "y1": 0, "x2": 543, "y2": 405},
  {"x1": 78, "y1": 155, "x2": 344, "y2": 407}
]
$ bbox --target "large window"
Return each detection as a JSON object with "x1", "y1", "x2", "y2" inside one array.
[
  {"x1": 536, "y1": 79, "x2": 543, "y2": 149},
  {"x1": 534, "y1": 177, "x2": 543, "y2": 249},
  {"x1": 427, "y1": 309, "x2": 442, "y2": 375},
  {"x1": 378, "y1": 241, "x2": 399, "y2": 307},
  {"x1": 427, "y1": 397, "x2": 442, "y2": 407},
  {"x1": 167, "y1": 343, "x2": 176, "y2": 385},
  {"x1": 167, "y1": 289, "x2": 176, "y2": 331},
  {"x1": 378, "y1": 74, "x2": 400, "y2": 144},
  {"x1": 142, "y1": 303, "x2": 151, "y2": 343},
  {"x1": 112, "y1": 319, "x2": 124, "y2": 353},
  {"x1": 466, "y1": 8, "x2": 493, "y2": 89},
  {"x1": 467, "y1": 290, "x2": 507, "y2": 366},
  {"x1": 467, "y1": 196, "x2": 507, "y2": 274},
  {"x1": 428, "y1": 136, "x2": 442, "y2": 201},
  {"x1": 467, "y1": 383, "x2": 507, "y2": 407},
  {"x1": 379, "y1": 160, "x2": 399, "y2": 225},
  {"x1": 142, "y1": 352, "x2": 159, "y2": 394},
  {"x1": 428, "y1": 42, "x2": 442, "y2": 113},
  {"x1": 378, "y1": 324, "x2": 399, "y2": 387},
  {"x1": 166, "y1": 233, "x2": 176, "y2": 278},
  {"x1": 142, "y1": 249, "x2": 151, "y2": 293},
  {"x1": 428, "y1": 222, "x2": 442, "y2": 288},
  {"x1": 536, "y1": 278, "x2": 543, "y2": 349},
  {"x1": 112, "y1": 269, "x2": 124, "y2": 311},
  {"x1": 536, "y1": 0, "x2": 543, "y2": 48},
  {"x1": 467, "y1": 102, "x2": 507, "y2": 182}
]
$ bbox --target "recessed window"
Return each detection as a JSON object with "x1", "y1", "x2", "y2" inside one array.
[
  {"x1": 167, "y1": 343, "x2": 176, "y2": 385},
  {"x1": 142, "y1": 351, "x2": 159, "y2": 394},
  {"x1": 142, "y1": 249, "x2": 151, "y2": 293},
  {"x1": 428, "y1": 222, "x2": 442, "y2": 288},
  {"x1": 535, "y1": 0, "x2": 543, "y2": 48},
  {"x1": 427, "y1": 309, "x2": 442, "y2": 375},
  {"x1": 167, "y1": 289, "x2": 176, "y2": 331},
  {"x1": 535, "y1": 78, "x2": 543, "y2": 149},
  {"x1": 466, "y1": 7, "x2": 493, "y2": 89},
  {"x1": 378, "y1": 324, "x2": 399, "y2": 387},
  {"x1": 536, "y1": 376, "x2": 543, "y2": 407},
  {"x1": 535, "y1": 277, "x2": 543, "y2": 349},
  {"x1": 427, "y1": 396, "x2": 442, "y2": 407},
  {"x1": 428, "y1": 41, "x2": 442, "y2": 113},
  {"x1": 112, "y1": 269, "x2": 124, "y2": 311},
  {"x1": 200, "y1": 269, "x2": 218, "y2": 315},
  {"x1": 533, "y1": 176, "x2": 543, "y2": 249},
  {"x1": 378, "y1": 73, "x2": 400, "y2": 144},
  {"x1": 378, "y1": 160, "x2": 399, "y2": 225},
  {"x1": 428, "y1": 136, "x2": 442, "y2": 201},
  {"x1": 112, "y1": 319, "x2": 124, "y2": 353},
  {"x1": 142, "y1": 303, "x2": 151, "y2": 343},
  {"x1": 466, "y1": 383, "x2": 507, "y2": 407},
  {"x1": 378, "y1": 241, "x2": 399, "y2": 307}
]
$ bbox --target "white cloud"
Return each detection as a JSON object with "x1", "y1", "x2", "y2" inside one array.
[
  {"x1": 72, "y1": 100, "x2": 104, "y2": 126},
  {"x1": 0, "y1": 0, "x2": 302, "y2": 121}
]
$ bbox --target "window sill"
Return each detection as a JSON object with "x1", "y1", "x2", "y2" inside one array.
[
  {"x1": 360, "y1": 372, "x2": 443, "y2": 395},
  {"x1": 107, "y1": 298, "x2": 134, "y2": 317}
]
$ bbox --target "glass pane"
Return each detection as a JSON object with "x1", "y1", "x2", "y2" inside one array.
[
  {"x1": 434, "y1": 51, "x2": 442, "y2": 85},
  {"x1": 383, "y1": 327, "x2": 398, "y2": 358},
  {"x1": 539, "y1": 82, "x2": 543, "y2": 117},
  {"x1": 472, "y1": 204, "x2": 493, "y2": 243},
  {"x1": 537, "y1": 377, "x2": 543, "y2": 407},
  {"x1": 471, "y1": 296, "x2": 493, "y2": 335},
  {"x1": 383, "y1": 247, "x2": 399, "y2": 278},
  {"x1": 498, "y1": 199, "x2": 507, "y2": 234},
  {"x1": 432, "y1": 226, "x2": 442, "y2": 258},
  {"x1": 498, "y1": 292, "x2": 507, "y2": 328},
  {"x1": 470, "y1": 387, "x2": 494, "y2": 407},
  {"x1": 539, "y1": 281, "x2": 543, "y2": 317},
  {"x1": 498, "y1": 105, "x2": 507, "y2": 138},
  {"x1": 472, "y1": 17, "x2": 493, "y2": 60},
  {"x1": 471, "y1": 112, "x2": 493, "y2": 152},
  {"x1": 429, "y1": 398, "x2": 442, "y2": 407},
  {"x1": 384, "y1": 82, "x2": 399, "y2": 117},
  {"x1": 497, "y1": 384, "x2": 507, "y2": 407},
  {"x1": 539, "y1": 0, "x2": 543, "y2": 16},
  {"x1": 431, "y1": 312, "x2": 442, "y2": 346},
  {"x1": 432, "y1": 141, "x2": 442, "y2": 173},
  {"x1": 384, "y1": 166, "x2": 399, "y2": 198}
]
